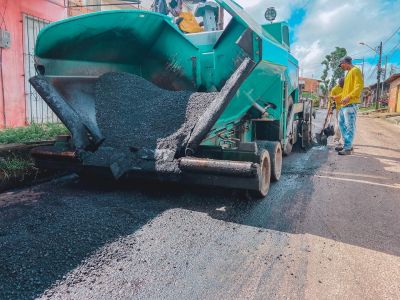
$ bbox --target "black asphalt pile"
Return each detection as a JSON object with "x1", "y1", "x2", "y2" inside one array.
[{"x1": 93, "y1": 72, "x2": 217, "y2": 174}]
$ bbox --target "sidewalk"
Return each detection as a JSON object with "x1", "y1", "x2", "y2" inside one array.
[
  {"x1": 359, "y1": 110, "x2": 400, "y2": 126},
  {"x1": 386, "y1": 115, "x2": 400, "y2": 126}
]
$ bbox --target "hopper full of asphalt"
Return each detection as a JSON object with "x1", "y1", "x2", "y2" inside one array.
[{"x1": 89, "y1": 72, "x2": 217, "y2": 175}]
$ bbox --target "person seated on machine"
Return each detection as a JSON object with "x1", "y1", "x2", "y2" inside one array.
[
  {"x1": 152, "y1": 0, "x2": 204, "y2": 33},
  {"x1": 176, "y1": 11, "x2": 204, "y2": 33},
  {"x1": 176, "y1": 0, "x2": 220, "y2": 33}
]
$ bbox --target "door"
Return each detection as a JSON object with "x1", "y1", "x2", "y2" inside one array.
[
  {"x1": 396, "y1": 85, "x2": 400, "y2": 113},
  {"x1": 23, "y1": 14, "x2": 59, "y2": 124}
]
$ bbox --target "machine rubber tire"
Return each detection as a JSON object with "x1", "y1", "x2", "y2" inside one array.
[
  {"x1": 257, "y1": 141, "x2": 282, "y2": 182},
  {"x1": 284, "y1": 96, "x2": 295, "y2": 156},
  {"x1": 300, "y1": 101, "x2": 313, "y2": 149},
  {"x1": 284, "y1": 140, "x2": 293, "y2": 156},
  {"x1": 250, "y1": 150, "x2": 271, "y2": 198},
  {"x1": 263, "y1": 141, "x2": 282, "y2": 182}
]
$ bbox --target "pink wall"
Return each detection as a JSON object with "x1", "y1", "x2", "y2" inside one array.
[
  {"x1": 388, "y1": 77, "x2": 400, "y2": 113},
  {"x1": 0, "y1": 0, "x2": 67, "y2": 128}
]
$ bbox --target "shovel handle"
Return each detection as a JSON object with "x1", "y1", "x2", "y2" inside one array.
[{"x1": 320, "y1": 107, "x2": 333, "y2": 134}]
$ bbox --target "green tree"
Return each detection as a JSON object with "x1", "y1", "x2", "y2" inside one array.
[
  {"x1": 321, "y1": 54, "x2": 331, "y2": 98},
  {"x1": 320, "y1": 47, "x2": 347, "y2": 96}
]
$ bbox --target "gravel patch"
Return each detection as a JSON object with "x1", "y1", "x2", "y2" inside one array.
[
  {"x1": 91, "y1": 73, "x2": 217, "y2": 175},
  {"x1": 0, "y1": 176, "x2": 173, "y2": 300}
]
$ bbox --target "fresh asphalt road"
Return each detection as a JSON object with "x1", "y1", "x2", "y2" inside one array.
[{"x1": 0, "y1": 111, "x2": 399, "y2": 300}]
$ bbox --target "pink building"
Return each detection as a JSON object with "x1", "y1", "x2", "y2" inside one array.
[{"x1": 0, "y1": 0, "x2": 67, "y2": 128}]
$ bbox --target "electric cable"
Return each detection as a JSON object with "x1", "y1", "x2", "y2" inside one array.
[
  {"x1": 386, "y1": 41, "x2": 400, "y2": 57},
  {"x1": 383, "y1": 25, "x2": 400, "y2": 45}
]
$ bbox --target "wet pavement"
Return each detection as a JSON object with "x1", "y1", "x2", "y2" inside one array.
[{"x1": 0, "y1": 111, "x2": 399, "y2": 299}]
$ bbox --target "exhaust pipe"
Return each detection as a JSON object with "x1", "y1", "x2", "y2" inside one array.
[{"x1": 30, "y1": 76, "x2": 104, "y2": 151}]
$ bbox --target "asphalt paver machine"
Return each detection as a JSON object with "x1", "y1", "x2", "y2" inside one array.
[{"x1": 30, "y1": 0, "x2": 313, "y2": 197}]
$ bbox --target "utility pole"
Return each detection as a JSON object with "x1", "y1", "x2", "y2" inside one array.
[
  {"x1": 381, "y1": 55, "x2": 388, "y2": 103},
  {"x1": 375, "y1": 41, "x2": 383, "y2": 110}
]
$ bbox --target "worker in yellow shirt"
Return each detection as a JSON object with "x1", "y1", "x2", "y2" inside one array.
[
  {"x1": 329, "y1": 77, "x2": 344, "y2": 147},
  {"x1": 176, "y1": 11, "x2": 204, "y2": 33},
  {"x1": 153, "y1": 0, "x2": 204, "y2": 33},
  {"x1": 334, "y1": 56, "x2": 364, "y2": 155}
]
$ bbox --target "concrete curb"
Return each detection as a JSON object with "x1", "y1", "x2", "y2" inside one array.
[{"x1": 0, "y1": 141, "x2": 54, "y2": 157}]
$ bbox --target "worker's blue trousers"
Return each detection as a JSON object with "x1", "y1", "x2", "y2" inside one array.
[{"x1": 338, "y1": 104, "x2": 358, "y2": 150}]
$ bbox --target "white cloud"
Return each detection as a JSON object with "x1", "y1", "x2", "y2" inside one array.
[
  {"x1": 228, "y1": 0, "x2": 400, "y2": 84},
  {"x1": 185, "y1": 0, "x2": 399, "y2": 85},
  {"x1": 292, "y1": 0, "x2": 400, "y2": 85},
  {"x1": 293, "y1": 40, "x2": 324, "y2": 78},
  {"x1": 231, "y1": 0, "x2": 309, "y2": 23}
]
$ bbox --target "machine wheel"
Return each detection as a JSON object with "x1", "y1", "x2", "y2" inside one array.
[
  {"x1": 264, "y1": 142, "x2": 282, "y2": 182},
  {"x1": 299, "y1": 101, "x2": 313, "y2": 149},
  {"x1": 284, "y1": 96, "x2": 295, "y2": 156},
  {"x1": 300, "y1": 120, "x2": 313, "y2": 149},
  {"x1": 250, "y1": 150, "x2": 271, "y2": 198},
  {"x1": 257, "y1": 141, "x2": 282, "y2": 182},
  {"x1": 284, "y1": 139, "x2": 293, "y2": 156}
]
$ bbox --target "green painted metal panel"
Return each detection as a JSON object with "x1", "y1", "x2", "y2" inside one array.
[
  {"x1": 209, "y1": 60, "x2": 285, "y2": 132},
  {"x1": 33, "y1": 2, "x2": 299, "y2": 149},
  {"x1": 36, "y1": 10, "x2": 200, "y2": 90}
]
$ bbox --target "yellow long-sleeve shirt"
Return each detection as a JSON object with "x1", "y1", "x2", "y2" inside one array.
[
  {"x1": 329, "y1": 85, "x2": 343, "y2": 110},
  {"x1": 341, "y1": 66, "x2": 364, "y2": 105}
]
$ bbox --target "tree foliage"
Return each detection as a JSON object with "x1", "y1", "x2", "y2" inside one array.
[{"x1": 321, "y1": 47, "x2": 347, "y2": 97}]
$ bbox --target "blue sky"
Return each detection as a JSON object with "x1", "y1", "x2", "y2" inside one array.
[
  {"x1": 287, "y1": 7, "x2": 306, "y2": 43},
  {"x1": 236, "y1": 0, "x2": 400, "y2": 85}
]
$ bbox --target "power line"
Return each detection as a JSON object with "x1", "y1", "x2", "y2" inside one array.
[
  {"x1": 383, "y1": 25, "x2": 400, "y2": 45},
  {"x1": 366, "y1": 66, "x2": 377, "y2": 82},
  {"x1": 386, "y1": 41, "x2": 400, "y2": 57}
]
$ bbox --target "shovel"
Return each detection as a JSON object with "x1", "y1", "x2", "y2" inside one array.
[{"x1": 315, "y1": 107, "x2": 335, "y2": 146}]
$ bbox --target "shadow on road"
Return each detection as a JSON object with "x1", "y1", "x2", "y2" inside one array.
[
  {"x1": 0, "y1": 146, "x2": 327, "y2": 299},
  {"x1": 0, "y1": 140, "x2": 399, "y2": 298}
]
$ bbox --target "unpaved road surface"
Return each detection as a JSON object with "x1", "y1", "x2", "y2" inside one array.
[{"x1": 0, "y1": 112, "x2": 399, "y2": 300}]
